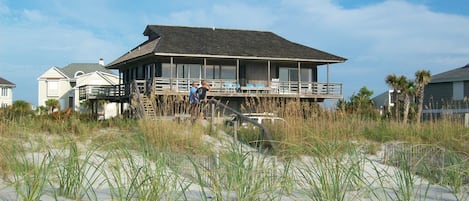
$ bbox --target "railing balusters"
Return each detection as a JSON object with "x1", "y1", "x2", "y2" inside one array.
[{"x1": 78, "y1": 79, "x2": 343, "y2": 101}]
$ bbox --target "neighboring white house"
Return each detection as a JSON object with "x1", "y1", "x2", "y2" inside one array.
[
  {"x1": 37, "y1": 59, "x2": 122, "y2": 118},
  {"x1": 0, "y1": 77, "x2": 16, "y2": 108},
  {"x1": 372, "y1": 89, "x2": 398, "y2": 115}
]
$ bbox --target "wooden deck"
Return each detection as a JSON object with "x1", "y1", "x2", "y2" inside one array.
[{"x1": 78, "y1": 78, "x2": 342, "y2": 101}]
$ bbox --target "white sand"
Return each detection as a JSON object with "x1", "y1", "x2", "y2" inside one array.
[{"x1": 0, "y1": 129, "x2": 467, "y2": 201}]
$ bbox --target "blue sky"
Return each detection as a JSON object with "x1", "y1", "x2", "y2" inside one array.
[{"x1": 1, "y1": 0, "x2": 468, "y2": 106}]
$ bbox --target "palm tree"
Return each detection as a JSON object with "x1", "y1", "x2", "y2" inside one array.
[
  {"x1": 398, "y1": 77, "x2": 415, "y2": 124},
  {"x1": 414, "y1": 70, "x2": 431, "y2": 123},
  {"x1": 12, "y1": 100, "x2": 31, "y2": 113},
  {"x1": 45, "y1": 99, "x2": 60, "y2": 113},
  {"x1": 385, "y1": 74, "x2": 400, "y2": 121}
]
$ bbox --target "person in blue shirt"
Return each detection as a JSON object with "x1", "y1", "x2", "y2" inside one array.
[{"x1": 189, "y1": 81, "x2": 199, "y2": 120}]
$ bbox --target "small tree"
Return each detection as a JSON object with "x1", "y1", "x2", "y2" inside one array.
[
  {"x1": 337, "y1": 86, "x2": 376, "y2": 118},
  {"x1": 45, "y1": 99, "x2": 60, "y2": 113},
  {"x1": 11, "y1": 100, "x2": 31, "y2": 114}
]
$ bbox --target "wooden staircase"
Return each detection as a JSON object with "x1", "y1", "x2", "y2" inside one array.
[
  {"x1": 130, "y1": 80, "x2": 157, "y2": 120},
  {"x1": 141, "y1": 95, "x2": 157, "y2": 120}
]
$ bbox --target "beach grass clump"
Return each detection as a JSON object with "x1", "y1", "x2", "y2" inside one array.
[
  {"x1": 238, "y1": 97, "x2": 469, "y2": 155},
  {"x1": 138, "y1": 119, "x2": 207, "y2": 154},
  {"x1": 104, "y1": 145, "x2": 188, "y2": 201},
  {"x1": 4, "y1": 143, "x2": 55, "y2": 201},
  {"x1": 189, "y1": 144, "x2": 287, "y2": 200},
  {"x1": 297, "y1": 143, "x2": 365, "y2": 201},
  {"x1": 54, "y1": 139, "x2": 107, "y2": 200}
]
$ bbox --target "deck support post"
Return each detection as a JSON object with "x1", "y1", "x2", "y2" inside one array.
[
  {"x1": 210, "y1": 102, "x2": 215, "y2": 135},
  {"x1": 236, "y1": 59, "x2": 239, "y2": 85},
  {"x1": 267, "y1": 60, "x2": 271, "y2": 87},
  {"x1": 170, "y1": 57, "x2": 174, "y2": 90},
  {"x1": 327, "y1": 63, "x2": 330, "y2": 94},
  {"x1": 297, "y1": 61, "x2": 301, "y2": 94}
]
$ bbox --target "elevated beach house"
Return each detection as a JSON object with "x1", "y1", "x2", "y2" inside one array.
[
  {"x1": 38, "y1": 59, "x2": 123, "y2": 119},
  {"x1": 95, "y1": 25, "x2": 346, "y2": 116}
]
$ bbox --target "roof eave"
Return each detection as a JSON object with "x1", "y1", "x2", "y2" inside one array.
[
  {"x1": 106, "y1": 54, "x2": 154, "y2": 69},
  {"x1": 153, "y1": 52, "x2": 346, "y2": 64}
]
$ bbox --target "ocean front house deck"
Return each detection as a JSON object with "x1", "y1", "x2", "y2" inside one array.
[
  {"x1": 82, "y1": 25, "x2": 346, "y2": 117},
  {"x1": 79, "y1": 77, "x2": 342, "y2": 100}
]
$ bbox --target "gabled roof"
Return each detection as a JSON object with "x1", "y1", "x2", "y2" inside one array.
[
  {"x1": 61, "y1": 63, "x2": 114, "y2": 78},
  {"x1": 107, "y1": 25, "x2": 347, "y2": 68},
  {"x1": 430, "y1": 63, "x2": 469, "y2": 83},
  {"x1": 0, "y1": 77, "x2": 15, "y2": 87}
]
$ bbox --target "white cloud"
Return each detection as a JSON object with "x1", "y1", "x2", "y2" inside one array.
[
  {"x1": 272, "y1": 0, "x2": 469, "y2": 96},
  {"x1": 151, "y1": 1, "x2": 277, "y2": 30},
  {"x1": 22, "y1": 9, "x2": 47, "y2": 22},
  {"x1": 1, "y1": 0, "x2": 468, "y2": 103},
  {"x1": 0, "y1": 1, "x2": 9, "y2": 15},
  {"x1": 0, "y1": 2, "x2": 132, "y2": 104}
]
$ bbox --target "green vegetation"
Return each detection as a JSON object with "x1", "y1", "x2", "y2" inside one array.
[{"x1": 0, "y1": 95, "x2": 468, "y2": 200}]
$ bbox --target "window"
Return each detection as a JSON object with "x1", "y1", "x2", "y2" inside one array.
[
  {"x1": 1, "y1": 87, "x2": 7, "y2": 96},
  {"x1": 301, "y1": 68, "x2": 311, "y2": 82},
  {"x1": 145, "y1": 63, "x2": 155, "y2": 79},
  {"x1": 162, "y1": 63, "x2": 175, "y2": 77},
  {"x1": 453, "y1": 81, "x2": 464, "y2": 100},
  {"x1": 206, "y1": 65, "x2": 236, "y2": 80},
  {"x1": 47, "y1": 80, "x2": 59, "y2": 97},
  {"x1": 279, "y1": 67, "x2": 311, "y2": 82},
  {"x1": 220, "y1": 65, "x2": 236, "y2": 79},
  {"x1": 74, "y1": 71, "x2": 84, "y2": 78},
  {"x1": 176, "y1": 64, "x2": 201, "y2": 79},
  {"x1": 206, "y1": 65, "x2": 220, "y2": 79}
]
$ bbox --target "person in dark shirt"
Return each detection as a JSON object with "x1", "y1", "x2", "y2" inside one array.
[
  {"x1": 198, "y1": 80, "x2": 210, "y2": 119},
  {"x1": 198, "y1": 80, "x2": 210, "y2": 102}
]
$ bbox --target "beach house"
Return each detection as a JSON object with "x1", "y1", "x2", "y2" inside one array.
[
  {"x1": 0, "y1": 77, "x2": 16, "y2": 108},
  {"x1": 82, "y1": 25, "x2": 346, "y2": 117}
]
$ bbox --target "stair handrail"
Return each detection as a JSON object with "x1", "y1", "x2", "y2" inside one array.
[
  {"x1": 207, "y1": 98, "x2": 277, "y2": 153},
  {"x1": 145, "y1": 77, "x2": 157, "y2": 118},
  {"x1": 130, "y1": 80, "x2": 145, "y2": 119}
]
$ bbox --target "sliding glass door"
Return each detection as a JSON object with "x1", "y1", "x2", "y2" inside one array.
[{"x1": 279, "y1": 67, "x2": 311, "y2": 82}]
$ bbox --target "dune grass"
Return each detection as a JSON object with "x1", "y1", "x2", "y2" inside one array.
[{"x1": 0, "y1": 99, "x2": 468, "y2": 200}]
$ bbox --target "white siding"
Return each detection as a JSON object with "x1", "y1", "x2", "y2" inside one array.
[
  {"x1": 75, "y1": 72, "x2": 120, "y2": 119},
  {"x1": 0, "y1": 87, "x2": 14, "y2": 107},
  {"x1": 37, "y1": 67, "x2": 70, "y2": 107}
]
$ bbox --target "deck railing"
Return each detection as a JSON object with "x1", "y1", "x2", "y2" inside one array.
[
  {"x1": 79, "y1": 78, "x2": 342, "y2": 100},
  {"x1": 151, "y1": 78, "x2": 342, "y2": 97},
  {"x1": 78, "y1": 84, "x2": 125, "y2": 100}
]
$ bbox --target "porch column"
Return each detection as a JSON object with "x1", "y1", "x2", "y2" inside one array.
[
  {"x1": 297, "y1": 61, "x2": 301, "y2": 94},
  {"x1": 267, "y1": 60, "x2": 271, "y2": 87},
  {"x1": 327, "y1": 63, "x2": 330, "y2": 94},
  {"x1": 119, "y1": 69, "x2": 122, "y2": 115},
  {"x1": 203, "y1": 58, "x2": 207, "y2": 80},
  {"x1": 236, "y1": 59, "x2": 240, "y2": 84},
  {"x1": 170, "y1": 57, "x2": 173, "y2": 90}
]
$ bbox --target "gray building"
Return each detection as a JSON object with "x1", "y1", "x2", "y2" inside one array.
[{"x1": 423, "y1": 63, "x2": 469, "y2": 117}]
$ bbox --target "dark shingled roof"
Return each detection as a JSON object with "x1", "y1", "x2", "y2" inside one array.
[
  {"x1": 61, "y1": 63, "x2": 114, "y2": 78},
  {"x1": 430, "y1": 63, "x2": 469, "y2": 83},
  {"x1": 107, "y1": 25, "x2": 346, "y2": 68},
  {"x1": 0, "y1": 77, "x2": 15, "y2": 87}
]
